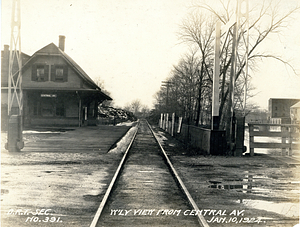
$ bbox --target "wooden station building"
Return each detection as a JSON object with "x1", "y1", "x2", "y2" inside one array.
[{"x1": 1, "y1": 36, "x2": 112, "y2": 128}]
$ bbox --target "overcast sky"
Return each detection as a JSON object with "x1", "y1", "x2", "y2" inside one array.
[{"x1": 1, "y1": 0, "x2": 300, "y2": 109}]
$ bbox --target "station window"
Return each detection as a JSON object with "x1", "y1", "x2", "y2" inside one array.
[
  {"x1": 33, "y1": 96, "x2": 65, "y2": 117},
  {"x1": 51, "y1": 65, "x2": 68, "y2": 82},
  {"x1": 32, "y1": 65, "x2": 49, "y2": 82}
]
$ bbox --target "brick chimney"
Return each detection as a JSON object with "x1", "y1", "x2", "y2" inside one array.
[{"x1": 59, "y1": 35, "x2": 65, "y2": 51}]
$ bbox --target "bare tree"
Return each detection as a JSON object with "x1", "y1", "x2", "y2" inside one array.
[
  {"x1": 124, "y1": 99, "x2": 143, "y2": 115},
  {"x1": 94, "y1": 77, "x2": 113, "y2": 106},
  {"x1": 154, "y1": 49, "x2": 212, "y2": 125},
  {"x1": 178, "y1": 0, "x2": 299, "y2": 129}
]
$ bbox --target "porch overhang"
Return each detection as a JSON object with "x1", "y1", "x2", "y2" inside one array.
[{"x1": 23, "y1": 87, "x2": 112, "y2": 102}]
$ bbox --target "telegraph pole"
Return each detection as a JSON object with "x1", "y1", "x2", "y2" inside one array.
[
  {"x1": 226, "y1": 0, "x2": 249, "y2": 155},
  {"x1": 212, "y1": 21, "x2": 221, "y2": 130},
  {"x1": 161, "y1": 81, "x2": 172, "y2": 113},
  {"x1": 6, "y1": 0, "x2": 24, "y2": 152},
  {"x1": 226, "y1": 23, "x2": 238, "y2": 147}
]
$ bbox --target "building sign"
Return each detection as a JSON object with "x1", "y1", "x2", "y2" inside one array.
[{"x1": 41, "y1": 94, "x2": 57, "y2": 98}]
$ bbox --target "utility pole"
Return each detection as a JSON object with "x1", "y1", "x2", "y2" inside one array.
[
  {"x1": 226, "y1": 0, "x2": 249, "y2": 155},
  {"x1": 212, "y1": 21, "x2": 221, "y2": 130},
  {"x1": 6, "y1": 0, "x2": 24, "y2": 152},
  {"x1": 241, "y1": 0, "x2": 249, "y2": 116},
  {"x1": 161, "y1": 81, "x2": 172, "y2": 113},
  {"x1": 226, "y1": 23, "x2": 238, "y2": 147}
]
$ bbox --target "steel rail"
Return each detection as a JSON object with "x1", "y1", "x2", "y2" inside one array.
[
  {"x1": 89, "y1": 120, "x2": 140, "y2": 227},
  {"x1": 146, "y1": 120, "x2": 209, "y2": 227}
]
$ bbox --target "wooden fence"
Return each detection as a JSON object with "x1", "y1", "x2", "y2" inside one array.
[
  {"x1": 248, "y1": 123, "x2": 300, "y2": 156},
  {"x1": 159, "y1": 118, "x2": 226, "y2": 155}
]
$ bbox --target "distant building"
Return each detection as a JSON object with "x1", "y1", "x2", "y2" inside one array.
[
  {"x1": 268, "y1": 98, "x2": 300, "y2": 124},
  {"x1": 1, "y1": 36, "x2": 112, "y2": 129},
  {"x1": 246, "y1": 110, "x2": 268, "y2": 124},
  {"x1": 290, "y1": 101, "x2": 300, "y2": 124}
]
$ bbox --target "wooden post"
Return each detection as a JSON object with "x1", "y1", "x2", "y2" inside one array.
[
  {"x1": 177, "y1": 117, "x2": 183, "y2": 134},
  {"x1": 160, "y1": 113, "x2": 163, "y2": 128},
  {"x1": 171, "y1": 113, "x2": 175, "y2": 136},
  {"x1": 288, "y1": 126, "x2": 293, "y2": 156},
  {"x1": 166, "y1": 113, "x2": 169, "y2": 132},
  {"x1": 212, "y1": 21, "x2": 221, "y2": 130},
  {"x1": 281, "y1": 126, "x2": 287, "y2": 156},
  {"x1": 249, "y1": 124, "x2": 254, "y2": 156}
]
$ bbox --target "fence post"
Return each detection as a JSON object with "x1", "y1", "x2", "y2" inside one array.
[
  {"x1": 177, "y1": 117, "x2": 183, "y2": 134},
  {"x1": 165, "y1": 113, "x2": 169, "y2": 132},
  {"x1": 249, "y1": 124, "x2": 254, "y2": 156},
  {"x1": 171, "y1": 113, "x2": 175, "y2": 136},
  {"x1": 281, "y1": 126, "x2": 287, "y2": 156},
  {"x1": 288, "y1": 126, "x2": 293, "y2": 156},
  {"x1": 160, "y1": 113, "x2": 163, "y2": 128}
]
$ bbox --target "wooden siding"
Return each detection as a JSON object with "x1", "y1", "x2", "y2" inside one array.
[{"x1": 22, "y1": 55, "x2": 91, "y2": 89}]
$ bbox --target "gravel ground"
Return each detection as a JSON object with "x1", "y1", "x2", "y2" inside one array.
[
  {"x1": 1, "y1": 124, "x2": 133, "y2": 227},
  {"x1": 1, "y1": 122, "x2": 299, "y2": 227},
  {"x1": 152, "y1": 125, "x2": 300, "y2": 227}
]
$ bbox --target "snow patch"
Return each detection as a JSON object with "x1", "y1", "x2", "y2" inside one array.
[
  {"x1": 23, "y1": 131, "x2": 61, "y2": 134},
  {"x1": 116, "y1": 121, "x2": 138, "y2": 127},
  {"x1": 154, "y1": 131, "x2": 168, "y2": 144},
  {"x1": 109, "y1": 126, "x2": 138, "y2": 154}
]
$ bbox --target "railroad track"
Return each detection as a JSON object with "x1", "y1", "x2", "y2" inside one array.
[{"x1": 90, "y1": 119, "x2": 209, "y2": 227}]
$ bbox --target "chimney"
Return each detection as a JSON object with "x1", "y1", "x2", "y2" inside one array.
[
  {"x1": 59, "y1": 35, "x2": 65, "y2": 51},
  {"x1": 4, "y1": 45, "x2": 9, "y2": 56}
]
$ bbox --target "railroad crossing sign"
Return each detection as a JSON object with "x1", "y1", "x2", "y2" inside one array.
[
  {"x1": 6, "y1": 0, "x2": 24, "y2": 152},
  {"x1": 8, "y1": 0, "x2": 22, "y2": 116}
]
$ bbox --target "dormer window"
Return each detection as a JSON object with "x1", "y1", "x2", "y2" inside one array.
[
  {"x1": 51, "y1": 65, "x2": 68, "y2": 82},
  {"x1": 32, "y1": 65, "x2": 49, "y2": 82},
  {"x1": 55, "y1": 67, "x2": 64, "y2": 81},
  {"x1": 37, "y1": 67, "x2": 45, "y2": 81}
]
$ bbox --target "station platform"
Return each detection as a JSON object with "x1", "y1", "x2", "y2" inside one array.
[
  {"x1": 1, "y1": 123, "x2": 299, "y2": 227},
  {"x1": 1, "y1": 123, "x2": 133, "y2": 227}
]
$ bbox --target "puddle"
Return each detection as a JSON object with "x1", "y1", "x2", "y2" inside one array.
[
  {"x1": 209, "y1": 184, "x2": 243, "y2": 190},
  {"x1": 208, "y1": 171, "x2": 299, "y2": 218},
  {"x1": 207, "y1": 172, "x2": 276, "y2": 194},
  {"x1": 192, "y1": 164, "x2": 213, "y2": 167},
  {"x1": 220, "y1": 164, "x2": 241, "y2": 168}
]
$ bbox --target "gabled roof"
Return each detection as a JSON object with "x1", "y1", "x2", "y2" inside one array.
[
  {"x1": 291, "y1": 101, "x2": 300, "y2": 109},
  {"x1": 23, "y1": 43, "x2": 100, "y2": 90}
]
